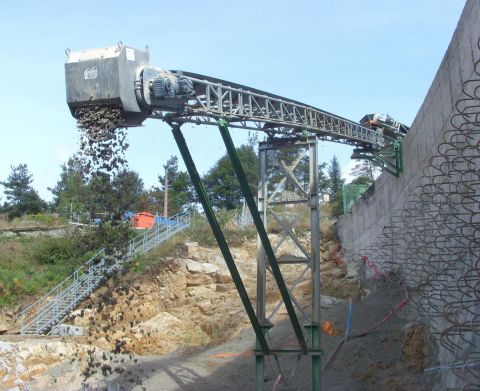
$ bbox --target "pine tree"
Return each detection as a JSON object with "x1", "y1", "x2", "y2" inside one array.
[
  {"x1": 48, "y1": 155, "x2": 87, "y2": 211},
  {"x1": 327, "y1": 156, "x2": 345, "y2": 195},
  {"x1": 318, "y1": 162, "x2": 330, "y2": 197},
  {"x1": 1, "y1": 164, "x2": 45, "y2": 218}
]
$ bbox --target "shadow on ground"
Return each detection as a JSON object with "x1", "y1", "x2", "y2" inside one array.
[{"x1": 101, "y1": 281, "x2": 432, "y2": 390}]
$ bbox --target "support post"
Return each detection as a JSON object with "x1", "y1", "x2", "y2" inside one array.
[
  {"x1": 217, "y1": 119, "x2": 307, "y2": 353},
  {"x1": 309, "y1": 139, "x2": 321, "y2": 391},
  {"x1": 169, "y1": 122, "x2": 269, "y2": 353},
  {"x1": 256, "y1": 147, "x2": 267, "y2": 323},
  {"x1": 256, "y1": 146, "x2": 268, "y2": 391}
]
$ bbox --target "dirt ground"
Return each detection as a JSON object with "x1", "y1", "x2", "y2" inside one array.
[
  {"x1": 1, "y1": 283, "x2": 433, "y2": 390},
  {"x1": 114, "y1": 283, "x2": 433, "y2": 391},
  {"x1": 0, "y1": 239, "x2": 435, "y2": 390}
]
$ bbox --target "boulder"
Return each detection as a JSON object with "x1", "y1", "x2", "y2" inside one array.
[
  {"x1": 320, "y1": 295, "x2": 344, "y2": 308},
  {"x1": 186, "y1": 259, "x2": 203, "y2": 273},
  {"x1": 202, "y1": 262, "x2": 219, "y2": 274}
]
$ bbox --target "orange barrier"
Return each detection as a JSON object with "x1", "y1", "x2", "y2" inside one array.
[{"x1": 322, "y1": 320, "x2": 334, "y2": 336}]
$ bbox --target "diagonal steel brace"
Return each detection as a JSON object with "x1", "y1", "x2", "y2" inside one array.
[
  {"x1": 168, "y1": 122, "x2": 270, "y2": 353},
  {"x1": 217, "y1": 118, "x2": 308, "y2": 353}
]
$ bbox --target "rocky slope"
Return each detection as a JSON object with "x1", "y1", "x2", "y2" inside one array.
[{"x1": 1, "y1": 234, "x2": 352, "y2": 390}]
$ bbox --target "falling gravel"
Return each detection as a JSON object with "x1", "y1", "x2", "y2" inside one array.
[
  {"x1": 75, "y1": 105, "x2": 128, "y2": 177},
  {"x1": 73, "y1": 104, "x2": 135, "y2": 385}
]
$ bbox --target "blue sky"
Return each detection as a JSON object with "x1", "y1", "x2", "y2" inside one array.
[{"x1": 0, "y1": 0, "x2": 466, "y2": 202}]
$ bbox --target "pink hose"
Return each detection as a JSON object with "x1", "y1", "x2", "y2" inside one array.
[
  {"x1": 323, "y1": 256, "x2": 409, "y2": 370},
  {"x1": 272, "y1": 374, "x2": 282, "y2": 391},
  {"x1": 361, "y1": 255, "x2": 387, "y2": 279}
]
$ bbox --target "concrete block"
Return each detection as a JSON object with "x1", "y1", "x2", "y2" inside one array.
[{"x1": 50, "y1": 324, "x2": 83, "y2": 336}]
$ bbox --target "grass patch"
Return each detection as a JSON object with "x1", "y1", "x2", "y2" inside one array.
[
  {"x1": 130, "y1": 231, "x2": 188, "y2": 274},
  {"x1": 0, "y1": 235, "x2": 84, "y2": 307},
  {"x1": 0, "y1": 223, "x2": 136, "y2": 309},
  {"x1": 0, "y1": 213, "x2": 68, "y2": 229}
]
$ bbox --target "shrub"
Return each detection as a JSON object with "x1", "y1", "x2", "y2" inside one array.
[{"x1": 33, "y1": 236, "x2": 76, "y2": 265}]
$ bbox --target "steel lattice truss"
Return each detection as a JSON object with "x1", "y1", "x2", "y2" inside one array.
[{"x1": 150, "y1": 72, "x2": 394, "y2": 148}]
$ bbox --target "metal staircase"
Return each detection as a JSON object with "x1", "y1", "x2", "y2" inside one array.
[{"x1": 17, "y1": 212, "x2": 191, "y2": 335}]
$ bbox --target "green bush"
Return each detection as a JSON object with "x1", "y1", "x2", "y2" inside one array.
[
  {"x1": 33, "y1": 236, "x2": 76, "y2": 265},
  {"x1": 80, "y1": 222, "x2": 134, "y2": 254}
]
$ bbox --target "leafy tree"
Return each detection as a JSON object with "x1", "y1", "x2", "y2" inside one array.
[
  {"x1": 169, "y1": 171, "x2": 192, "y2": 214},
  {"x1": 81, "y1": 170, "x2": 144, "y2": 219},
  {"x1": 83, "y1": 172, "x2": 114, "y2": 218},
  {"x1": 1, "y1": 164, "x2": 46, "y2": 218},
  {"x1": 136, "y1": 186, "x2": 163, "y2": 215},
  {"x1": 349, "y1": 160, "x2": 380, "y2": 186},
  {"x1": 111, "y1": 170, "x2": 144, "y2": 212},
  {"x1": 203, "y1": 144, "x2": 258, "y2": 210},
  {"x1": 50, "y1": 153, "x2": 145, "y2": 219}
]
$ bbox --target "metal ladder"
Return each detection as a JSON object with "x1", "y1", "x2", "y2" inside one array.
[{"x1": 17, "y1": 212, "x2": 191, "y2": 335}]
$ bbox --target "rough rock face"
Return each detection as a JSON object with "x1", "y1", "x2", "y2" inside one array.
[
  {"x1": 67, "y1": 250, "x2": 243, "y2": 356},
  {"x1": 2, "y1": 233, "x2": 352, "y2": 389},
  {"x1": 0, "y1": 338, "x2": 90, "y2": 390},
  {"x1": 60, "y1": 235, "x2": 350, "y2": 357}
]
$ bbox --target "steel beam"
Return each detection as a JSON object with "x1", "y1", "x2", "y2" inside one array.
[
  {"x1": 151, "y1": 72, "x2": 393, "y2": 148},
  {"x1": 309, "y1": 138, "x2": 322, "y2": 391},
  {"x1": 352, "y1": 139, "x2": 403, "y2": 177},
  {"x1": 168, "y1": 122, "x2": 270, "y2": 353},
  {"x1": 256, "y1": 147, "x2": 267, "y2": 323},
  {"x1": 256, "y1": 135, "x2": 323, "y2": 390},
  {"x1": 256, "y1": 145, "x2": 268, "y2": 391},
  {"x1": 217, "y1": 119, "x2": 307, "y2": 353}
]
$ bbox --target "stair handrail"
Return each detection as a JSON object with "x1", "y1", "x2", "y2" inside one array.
[{"x1": 17, "y1": 211, "x2": 191, "y2": 333}]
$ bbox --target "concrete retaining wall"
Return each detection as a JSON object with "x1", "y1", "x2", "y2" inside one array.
[
  {"x1": 337, "y1": 0, "x2": 480, "y2": 254},
  {"x1": 336, "y1": 1, "x2": 480, "y2": 388}
]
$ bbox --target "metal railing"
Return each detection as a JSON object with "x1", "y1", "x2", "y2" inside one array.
[{"x1": 17, "y1": 212, "x2": 191, "y2": 335}]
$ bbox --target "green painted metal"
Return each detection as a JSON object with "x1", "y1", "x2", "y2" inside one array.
[
  {"x1": 255, "y1": 325, "x2": 271, "y2": 391},
  {"x1": 310, "y1": 325, "x2": 321, "y2": 390},
  {"x1": 396, "y1": 139, "x2": 403, "y2": 173},
  {"x1": 169, "y1": 122, "x2": 270, "y2": 353},
  {"x1": 343, "y1": 184, "x2": 370, "y2": 213},
  {"x1": 217, "y1": 118, "x2": 308, "y2": 353},
  {"x1": 352, "y1": 139, "x2": 403, "y2": 177}
]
